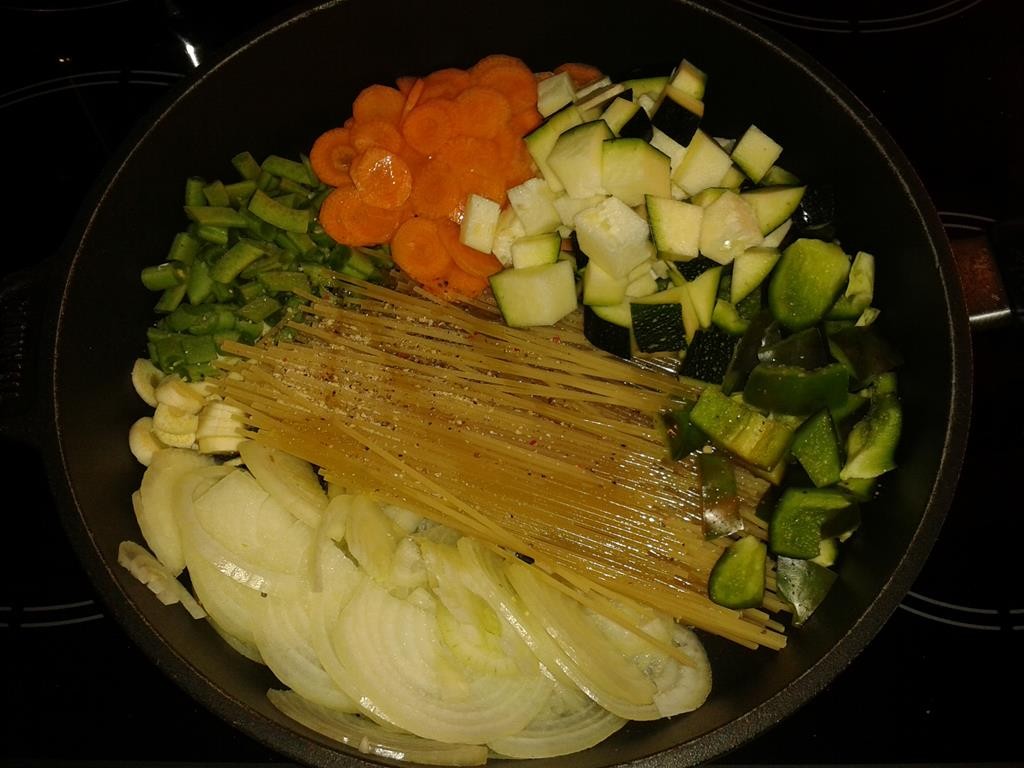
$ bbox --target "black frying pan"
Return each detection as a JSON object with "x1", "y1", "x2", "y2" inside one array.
[{"x1": 0, "y1": 0, "x2": 991, "y2": 765}]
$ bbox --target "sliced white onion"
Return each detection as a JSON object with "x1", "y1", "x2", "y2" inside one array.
[
  {"x1": 181, "y1": 468, "x2": 312, "y2": 594},
  {"x1": 503, "y1": 561, "x2": 662, "y2": 720},
  {"x1": 343, "y1": 495, "x2": 400, "y2": 583},
  {"x1": 421, "y1": 538, "x2": 534, "y2": 677},
  {"x1": 253, "y1": 581, "x2": 360, "y2": 712},
  {"x1": 183, "y1": 542, "x2": 267, "y2": 658},
  {"x1": 137, "y1": 447, "x2": 215, "y2": 575},
  {"x1": 117, "y1": 540, "x2": 205, "y2": 619},
  {"x1": 488, "y1": 679, "x2": 627, "y2": 759},
  {"x1": 649, "y1": 623, "x2": 713, "y2": 717},
  {"x1": 238, "y1": 439, "x2": 328, "y2": 527},
  {"x1": 267, "y1": 689, "x2": 488, "y2": 766},
  {"x1": 207, "y1": 614, "x2": 264, "y2": 664},
  {"x1": 331, "y1": 577, "x2": 552, "y2": 745}
]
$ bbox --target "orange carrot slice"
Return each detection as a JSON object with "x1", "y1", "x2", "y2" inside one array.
[
  {"x1": 350, "y1": 146, "x2": 413, "y2": 210},
  {"x1": 318, "y1": 186, "x2": 402, "y2": 246},
  {"x1": 554, "y1": 62, "x2": 604, "y2": 90},
  {"x1": 409, "y1": 158, "x2": 466, "y2": 221},
  {"x1": 471, "y1": 54, "x2": 528, "y2": 76},
  {"x1": 395, "y1": 75, "x2": 418, "y2": 96},
  {"x1": 509, "y1": 106, "x2": 543, "y2": 137},
  {"x1": 420, "y1": 67, "x2": 473, "y2": 101},
  {"x1": 434, "y1": 136, "x2": 501, "y2": 177},
  {"x1": 472, "y1": 61, "x2": 537, "y2": 114},
  {"x1": 437, "y1": 218, "x2": 503, "y2": 278},
  {"x1": 390, "y1": 216, "x2": 453, "y2": 283},
  {"x1": 351, "y1": 119, "x2": 405, "y2": 154},
  {"x1": 309, "y1": 127, "x2": 357, "y2": 187},
  {"x1": 352, "y1": 83, "x2": 406, "y2": 126},
  {"x1": 401, "y1": 77, "x2": 426, "y2": 121},
  {"x1": 444, "y1": 263, "x2": 491, "y2": 299},
  {"x1": 402, "y1": 99, "x2": 457, "y2": 156},
  {"x1": 454, "y1": 86, "x2": 513, "y2": 139}
]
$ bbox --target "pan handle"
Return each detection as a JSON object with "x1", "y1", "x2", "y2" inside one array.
[
  {"x1": 950, "y1": 218, "x2": 1024, "y2": 329},
  {"x1": 0, "y1": 261, "x2": 56, "y2": 447}
]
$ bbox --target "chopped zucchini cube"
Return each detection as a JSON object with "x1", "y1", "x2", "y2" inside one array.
[
  {"x1": 489, "y1": 260, "x2": 578, "y2": 328},
  {"x1": 601, "y1": 138, "x2": 671, "y2": 207},
  {"x1": 574, "y1": 196, "x2": 656, "y2": 278},
  {"x1": 547, "y1": 120, "x2": 614, "y2": 199},
  {"x1": 698, "y1": 190, "x2": 763, "y2": 265},
  {"x1": 731, "y1": 125, "x2": 783, "y2": 183},
  {"x1": 646, "y1": 195, "x2": 703, "y2": 260}
]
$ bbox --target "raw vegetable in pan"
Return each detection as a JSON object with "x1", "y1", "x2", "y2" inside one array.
[{"x1": 126, "y1": 50, "x2": 903, "y2": 762}]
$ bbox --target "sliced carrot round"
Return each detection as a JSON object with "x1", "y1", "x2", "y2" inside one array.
[
  {"x1": 509, "y1": 106, "x2": 543, "y2": 137},
  {"x1": 420, "y1": 67, "x2": 473, "y2": 101},
  {"x1": 401, "y1": 77, "x2": 426, "y2": 121},
  {"x1": 351, "y1": 119, "x2": 405, "y2": 154},
  {"x1": 554, "y1": 62, "x2": 605, "y2": 90},
  {"x1": 395, "y1": 75, "x2": 418, "y2": 96},
  {"x1": 390, "y1": 216, "x2": 453, "y2": 283},
  {"x1": 350, "y1": 146, "x2": 413, "y2": 210},
  {"x1": 309, "y1": 127, "x2": 357, "y2": 187},
  {"x1": 454, "y1": 86, "x2": 512, "y2": 139},
  {"x1": 434, "y1": 136, "x2": 501, "y2": 177},
  {"x1": 402, "y1": 99, "x2": 457, "y2": 156},
  {"x1": 410, "y1": 158, "x2": 466, "y2": 221},
  {"x1": 437, "y1": 218, "x2": 503, "y2": 278},
  {"x1": 444, "y1": 263, "x2": 491, "y2": 299},
  {"x1": 471, "y1": 54, "x2": 528, "y2": 76},
  {"x1": 318, "y1": 186, "x2": 402, "y2": 247},
  {"x1": 472, "y1": 62, "x2": 537, "y2": 114},
  {"x1": 352, "y1": 83, "x2": 406, "y2": 126}
]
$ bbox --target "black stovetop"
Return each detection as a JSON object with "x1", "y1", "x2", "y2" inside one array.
[{"x1": 1, "y1": 1, "x2": 1021, "y2": 766}]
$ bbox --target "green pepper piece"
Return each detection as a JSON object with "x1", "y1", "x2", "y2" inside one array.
[
  {"x1": 776, "y1": 556, "x2": 837, "y2": 626},
  {"x1": 769, "y1": 487, "x2": 858, "y2": 559},
  {"x1": 790, "y1": 409, "x2": 842, "y2": 487},
  {"x1": 698, "y1": 453, "x2": 742, "y2": 539},
  {"x1": 767, "y1": 238, "x2": 851, "y2": 331},
  {"x1": 721, "y1": 309, "x2": 777, "y2": 395},
  {"x1": 827, "y1": 325, "x2": 903, "y2": 386},
  {"x1": 743, "y1": 362, "x2": 849, "y2": 416},
  {"x1": 689, "y1": 386, "x2": 797, "y2": 470},
  {"x1": 840, "y1": 392, "x2": 902, "y2": 480},
  {"x1": 827, "y1": 250, "x2": 875, "y2": 320},
  {"x1": 658, "y1": 406, "x2": 707, "y2": 460},
  {"x1": 708, "y1": 535, "x2": 766, "y2": 609},
  {"x1": 757, "y1": 326, "x2": 830, "y2": 369}
]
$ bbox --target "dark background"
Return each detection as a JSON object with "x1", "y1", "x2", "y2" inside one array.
[{"x1": 1, "y1": 1, "x2": 1020, "y2": 766}]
